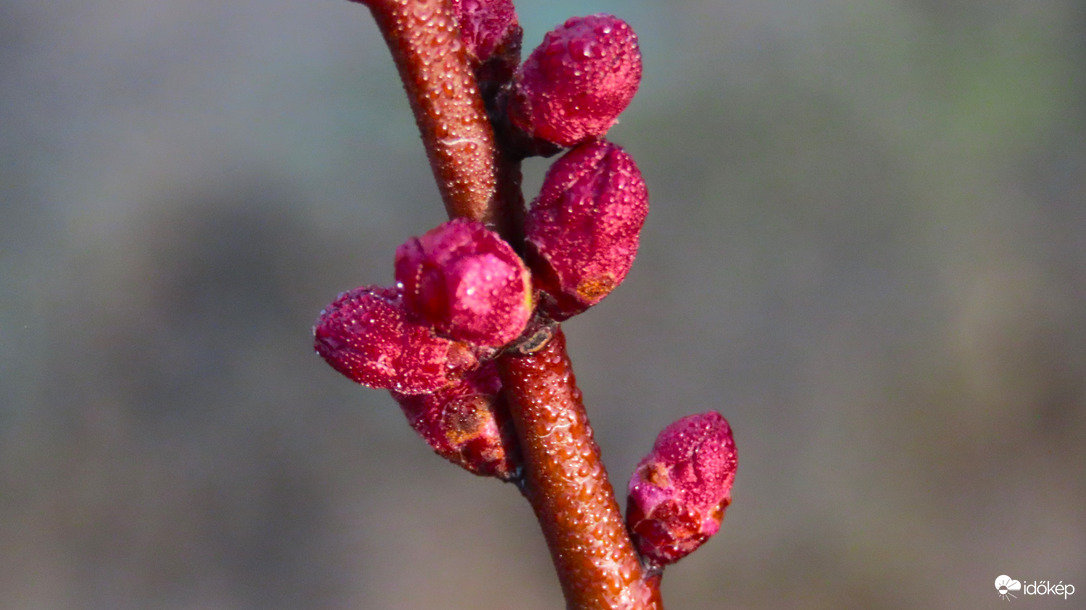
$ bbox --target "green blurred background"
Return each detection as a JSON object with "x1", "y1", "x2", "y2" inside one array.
[{"x1": 2, "y1": 1, "x2": 1083, "y2": 608}]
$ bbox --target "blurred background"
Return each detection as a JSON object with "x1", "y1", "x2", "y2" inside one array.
[{"x1": 2, "y1": 0, "x2": 1084, "y2": 608}]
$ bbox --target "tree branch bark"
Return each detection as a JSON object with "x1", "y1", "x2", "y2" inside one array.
[
  {"x1": 362, "y1": 0, "x2": 503, "y2": 228},
  {"x1": 499, "y1": 330, "x2": 662, "y2": 609}
]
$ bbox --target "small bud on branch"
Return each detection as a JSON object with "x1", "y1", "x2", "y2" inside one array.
[
  {"x1": 526, "y1": 139, "x2": 649, "y2": 320},
  {"x1": 508, "y1": 14, "x2": 642, "y2": 147},
  {"x1": 393, "y1": 361, "x2": 520, "y2": 480},
  {"x1": 396, "y1": 218, "x2": 533, "y2": 347},
  {"x1": 313, "y1": 285, "x2": 478, "y2": 394},
  {"x1": 627, "y1": 411, "x2": 737, "y2": 566}
]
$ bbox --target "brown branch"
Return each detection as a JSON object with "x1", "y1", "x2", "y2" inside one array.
[
  {"x1": 499, "y1": 329, "x2": 663, "y2": 609},
  {"x1": 361, "y1": 0, "x2": 504, "y2": 228}
]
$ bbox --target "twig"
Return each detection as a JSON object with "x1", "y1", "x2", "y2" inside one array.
[
  {"x1": 499, "y1": 330, "x2": 662, "y2": 609},
  {"x1": 361, "y1": 0, "x2": 504, "y2": 229}
]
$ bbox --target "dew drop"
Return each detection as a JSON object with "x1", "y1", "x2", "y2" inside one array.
[
  {"x1": 413, "y1": 2, "x2": 434, "y2": 22},
  {"x1": 569, "y1": 38, "x2": 596, "y2": 60}
]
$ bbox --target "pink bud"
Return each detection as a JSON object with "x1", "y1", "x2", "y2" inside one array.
[
  {"x1": 392, "y1": 361, "x2": 520, "y2": 480},
  {"x1": 507, "y1": 14, "x2": 642, "y2": 147},
  {"x1": 313, "y1": 285, "x2": 478, "y2": 395},
  {"x1": 450, "y1": 0, "x2": 521, "y2": 67},
  {"x1": 396, "y1": 219, "x2": 533, "y2": 347},
  {"x1": 525, "y1": 139, "x2": 648, "y2": 320},
  {"x1": 626, "y1": 412, "x2": 737, "y2": 566}
]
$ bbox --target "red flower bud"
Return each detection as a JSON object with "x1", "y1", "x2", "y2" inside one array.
[
  {"x1": 396, "y1": 219, "x2": 533, "y2": 347},
  {"x1": 626, "y1": 412, "x2": 737, "y2": 566},
  {"x1": 525, "y1": 139, "x2": 648, "y2": 320},
  {"x1": 507, "y1": 14, "x2": 642, "y2": 147},
  {"x1": 313, "y1": 285, "x2": 478, "y2": 395},
  {"x1": 392, "y1": 361, "x2": 520, "y2": 480},
  {"x1": 450, "y1": 0, "x2": 521, "y2": 67}
]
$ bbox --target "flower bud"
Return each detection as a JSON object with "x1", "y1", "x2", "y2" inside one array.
[
  {"x1": 313, "y1": 285, "x2": 478, "y2": 395},
  {"x1": 507, "y1": 14, "x2": 642, "y2": 147},
  {"x1": 525, "y1": 139, "x2": 648, "y2": 320},
  {"x1": 392, "y1": 361, "x2": 520, "y2": 480},
  {"x1": 626, "y1": 411, "x2": 737, "y2": 566},
  {"x1": 450, "y1": 0, "x2": 521, "y2": 72},
  {"x1": 396, "y1": 218, "x2": 533, "y2": 347}
]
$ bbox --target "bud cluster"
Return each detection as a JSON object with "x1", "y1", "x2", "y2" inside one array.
[
  {"x1": 314, "y1": 219, "x2": 529, "y2": 477},
  {"x1": 315, "y1": 3, "x2": 654, "y2": 479},
  {"x1": 449, "y1": 6, "x2": 651, "y2": 320},
  {"x1": 504, "y1": 12, "x2": 648, "y2": 319}
]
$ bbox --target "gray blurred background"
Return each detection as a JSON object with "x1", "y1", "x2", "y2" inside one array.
[{"x1": 2, "y1": 0, "x2": 1084, "y2": 608}]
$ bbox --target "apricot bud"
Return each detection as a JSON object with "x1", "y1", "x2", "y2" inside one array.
[
  {"x1": 627, "y1": 411, "x2": 737, "y2": 566},
  {"x1": 450, "y1": 0, "x2": 520, "y2": 67},
  {"x1": 525, "y1": 139, "x2": 648, "y2": 320},
  {"x1": 507, "y1": 14, "x2": 642, "y2": 147},
  {"x1": 392, "y1": 361, "x2": 520, "y2": 480},
  {"x1": 313, "y1": 286, "x2": 477, "y2": 395},
  {"x1": 396, "y1": 219, "x2": 532, "y2": 347}
]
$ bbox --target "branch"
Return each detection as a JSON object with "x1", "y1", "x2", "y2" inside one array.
[
  {"x1": 499, "y1": 329, "x2": 662, "y2": 609},
  {"x1": 361, "y1": 0, "x2": 504, "y2": 228}
]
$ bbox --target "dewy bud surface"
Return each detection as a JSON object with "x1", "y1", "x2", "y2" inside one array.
[
  {"x1": 508, "y1": 14, "x2": 642, "y2": 147},
  {"x1": 450, "y1": 0, "x2": 520, "y2": 66},
  {"x1": 525, "y1": 139, "x2": 648, "y2": 320},
  {"x1": 313, "y1": 285, "x2": 477, "y2": 395},
  {"x1": 626, "y1": 411, "x2": 737, "y2": 566},
  {"x1": 396, "y1": 219, "x2": 532, "y2": 347},
  {"x1": 392, "y1": 361, "x2": 520, "y2": 480}
]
